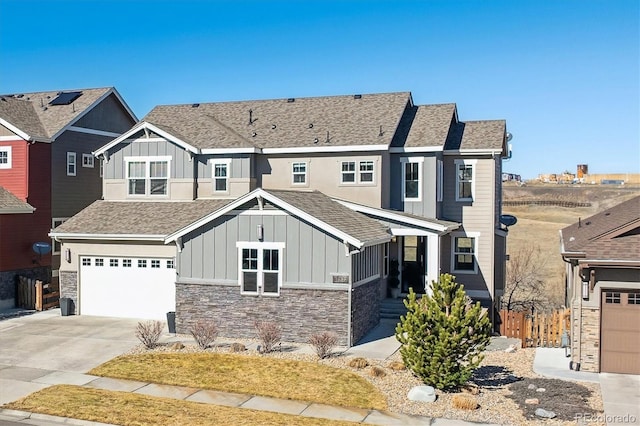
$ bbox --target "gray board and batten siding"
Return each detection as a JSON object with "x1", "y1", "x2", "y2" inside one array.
[
  {"x1": 198, "y1": 154, "x2": 253, "y2": 179},
  {"x1": 177, "y1": 201, "x2": 351, "y2": 285},
  {"x1": 104, "y1": 138, "x2": 195, "y2": 180}
]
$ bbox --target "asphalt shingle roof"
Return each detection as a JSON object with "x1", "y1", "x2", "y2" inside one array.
[
  {"x1": 0, "y1": 186, "x2": 34, "y2": 213},
  {"x1": 52, "y1": 199, "x2": 232, "y2": 236},
  {"x1": 561, "y1": 195, "x2": 640, "y2": 262},
  {"x1": 404, "y1": 104, "x2": 456, "y2": 148},
  {"x1": 266, "y1": 189, "x2": 390, "y2": 244},
  {"x1": 142, "y1": 92, "x2": 412, "y2": 150},
  {"x1": 0, "y1": 88, "x2": 112, "y2": 139},
  {"x1": 445, "y1": 120, "x2": 506, "y2": 151}
]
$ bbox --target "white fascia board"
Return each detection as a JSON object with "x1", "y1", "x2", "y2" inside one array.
[
  {"x1": 67, "y1": 126, "x2": 121, "y2": 138},
  {"x1": 577, "y1": 259, "x2": 640, "y2": 267},
  {"x1": 93, "y1": 122, "x2": 199, "y2": 157},
  {"x1": 165, "y1": 188, "x2": 364, "y2": 248},
  {"x1": 334, "y1": 199, "x2": 460, "y2": 234},
  {"x1": 262, "y1": 144, "x2": 388, "y2": 154},
  {"x1": 0, "y1": 118, "x2": 32, "y2": 141},
  {"x1": 201, "y1": 147, "x2": 260, "y2": 154},
  {"x1": 443, "y1": 149, "x2": 503, "y2": 156},
  {"x1": 389, "y1": 146, "x2": 442, "y2": 153},
  {"x1": 48, "y1": 232, "x2": 166, "y2": 242}
]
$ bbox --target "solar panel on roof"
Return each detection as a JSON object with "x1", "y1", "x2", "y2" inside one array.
[{"x1": 49, "y1": 91, "x2": 82, "y2": 105}]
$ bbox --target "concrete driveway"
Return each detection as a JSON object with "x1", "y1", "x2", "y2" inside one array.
[{"x1": 0, "y1": 309, "x2": 146, "y2": 404}]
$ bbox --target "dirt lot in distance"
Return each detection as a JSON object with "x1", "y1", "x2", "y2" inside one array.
[{"x1": 502, "y1": 182, "x2": 640, "y2": 307}]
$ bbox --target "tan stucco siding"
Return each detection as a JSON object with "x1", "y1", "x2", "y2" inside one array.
[{"x1": 256, "y1": 154, "x2": 383, "y2": 208}]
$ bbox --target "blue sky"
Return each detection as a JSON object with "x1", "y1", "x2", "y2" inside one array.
[{"x1": 0, "y1": 0, "x2": 638, "y2": 179}]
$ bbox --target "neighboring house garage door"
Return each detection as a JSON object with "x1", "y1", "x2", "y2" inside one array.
[
  {"x1": 80, "y1": 256, "x2": 176, "y2": 320},
  {"x1": 600, "y1": 290, "x2": 640, "y2": 374}
]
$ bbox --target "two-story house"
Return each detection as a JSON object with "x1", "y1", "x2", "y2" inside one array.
[
  {"x1": 0, "y1": 87, "x2": 137, "y2": 309},
  {"x1": 50, "y1": 92, "x2": 508, "y2": 346}
]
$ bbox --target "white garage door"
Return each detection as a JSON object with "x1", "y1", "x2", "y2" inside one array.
[{"x1": 80, "y1": 256, "x2": 176, "y2": 320}]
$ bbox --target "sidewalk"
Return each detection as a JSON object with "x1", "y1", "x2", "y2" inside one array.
[{"x1": 0, "y1": 372, "x2": 500, "y2": 426}]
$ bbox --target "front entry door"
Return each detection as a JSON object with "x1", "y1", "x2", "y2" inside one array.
[{"x1": 402, "y1": 236, "x2": 425, "y2": 293}]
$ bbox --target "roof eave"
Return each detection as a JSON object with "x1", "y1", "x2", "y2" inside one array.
[
  {"x1": 443, "y1": 148, "x2": 504, "y2": 156},
  {"x1": 0, "y1": 207, "x2": 35, "y2": 214},
  {"x1": 48, "y1": 232, "x2": 166, "y2": 242},
  {"x1": 0, "y1": 118, "x2": 34, "y2": 141}
]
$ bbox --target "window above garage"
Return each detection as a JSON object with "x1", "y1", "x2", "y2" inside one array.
[{"x1": 125, "y1": 156, "x2": 171, "y2": 198}]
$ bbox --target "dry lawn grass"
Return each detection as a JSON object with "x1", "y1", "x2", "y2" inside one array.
[
  {"x1": 502, "y1": 184, "x2": 640, "y2": 308},
  {"x1": 4, "y1": 385, "x2": 357, "y2": 426},
  {"x1": 89, "y1": 352, "x2": 387, "y2": 410}
]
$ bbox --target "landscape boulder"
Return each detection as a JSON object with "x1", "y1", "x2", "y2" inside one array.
[
  {"x1": 408, "y1": 385, "x2": 437, "y2": 403},
  {"x1": 535, "y1": 408, "x2": 557, "y2": 419}
]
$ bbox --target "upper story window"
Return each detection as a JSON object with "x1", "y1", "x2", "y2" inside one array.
[
  {"x1": 455, "y1": 159, "x2": 476, "y2": 201},
  {"x1": 341, "y1": 161, "x2": 356, "y2": 183},
  {"x1": 82, "y1": 154, "x2": 94, "y2": 168},
  {"x1": 125, "y1": 156, "x2": 171, "y2": 197},
  {"x1": 51, "y1": 218, "x2": 70, "y2": 254},
  {"x1": 452, "y1": 233, "x2": 478, "y2": 274},
  {"x1": 292, "y1": 162, "x2": 307, "y2": 185},
  {"x1": 238, "y1": 242, "x2": 284, "y2": 296},
  {"x1": 401, "y1": 157, "x2": 423, "y2": 202},
  {"x1": 212, "y1": 160, "x2": 230, "y2": 192},
  {"x1": 67, "y1": 152, "x2": 77, "y2": 176},
  {"x1": 0, "y1": 146, "x2": 11, "y2": 169},
  {"x1": 359, "y1": 161, "x2": 374, "y2": 183}
]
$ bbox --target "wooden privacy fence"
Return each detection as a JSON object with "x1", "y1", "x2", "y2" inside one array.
[
  {"x1": 499, "y1": 308, "x2": 570, "y2": 348},
  {"x1": 16, "y1": 277, "x2": 60, "y2": 311}
]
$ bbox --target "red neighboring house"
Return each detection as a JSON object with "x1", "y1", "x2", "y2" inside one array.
[{"x1": 0, "y1": 87, "x2": 137, "y2": 310}]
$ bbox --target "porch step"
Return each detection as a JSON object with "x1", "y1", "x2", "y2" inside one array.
[{"x1": 379, "y1": 298, "x2": 408, "y2": 320}]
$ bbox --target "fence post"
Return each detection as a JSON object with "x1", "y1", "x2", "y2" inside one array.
[{"x1": 35, "y1": 280, "x2": 43, "y2": 311}]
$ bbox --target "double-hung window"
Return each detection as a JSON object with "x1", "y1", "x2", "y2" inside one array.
[
  {"x1": 401, "y1": 157, "x2": 423, "y2": 201},
  {"x1": 67, "y1": 152, "x2": 76, "y2": 176},
  {"x1": 292, "y1": 162, "x2": 307, "y2": 184},
  {"x1": 211, "y1": 159, "x2": 230, "y2": 192},
  {"x1": 238, "y1": 242, "x2": 284, "y2": 296},
  {"x1": 452, "y1": 233, "x2": 478, "y2": 273},
  {"x1": 455, "y1": 160, "x2": 476, "y2": 201},
  {"x1": 341, "y1": 161, "x2": 356, "y2": 183},
  {"x1": 359, "y1": 161, "x2": 374, "y2": 183},
  {"x1": 51, "y1": 218, "x2": 70, "y2": 254},
  {"x1": 0, "y1": 146, "x2": 11, "y2": 169},
  {"x1": 125, "y1": 156, "x2": 170, "y2": 197}
]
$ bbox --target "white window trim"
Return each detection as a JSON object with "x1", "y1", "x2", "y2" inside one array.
[
  {"x1": 0, "y1": 146, "x2": 12, "y2": 169},
  {"x1": 291, "y1": 161, "x2": 308, "y2": 186},
  {"x1": 124, "y1": 155, "x2": 171, "y2": 197},
  {"x1": 66, "y1": 152, "x2": 76, "y2": 176},
  {"x1": 358, "y1": 160, "x2": 375, "y2": 185},
  {"x1": 437, "y1": 159, "x2": 443, "y2": 202},
  {"x1": 401, "y1": 157, "x2": 424, "y2": 202},
  {"x1": 51, "y1": 217, "x2": 70, "y2": 254},
  {"x1": 236, "y1": 242, "x2": 285, "y2": 296},
  {"x1": 455, "y1": 159, "x2": 476, "y2": 202},
  {"x1": 210, "y1": 159, "x2": 231, "y2": 193},
  {"x1": 451, "y1": 232, "x2": 480, "y2": 274},
  {"x1": 340, "y1": 161, "x2": 356, "y2": 184},
  {"x1": 82, "y1": 153, "x2": 94, "y2": 168}
]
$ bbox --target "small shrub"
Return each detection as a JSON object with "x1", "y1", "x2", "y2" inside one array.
[
  {"x1": 308, "y1": 331, "x2": 338, "y2": 359},
  {"x1": 170, "y1": 342, "x2": 185, "y2": 351},
  {"x1": 135, "y1": 320, "x2": 163, "y2": 349},
  {"x1": 230, "y1": 342, "x2": 246, "y2": 353},
  {"x1": 190, "y1": 320, "x2": 219, "y2": 349},
  {"x1": 452, "y1": 394, "x2": 478, "y2": 410},
  {"x1": 254, "y1": 321, "x2": 282, "y2": 353},
  {"x1": 387, "y1": 361, "x2": 406, "y2": 371},
  {"x1": 348, "y1": 357, "x2": 369, "y2": 369},
  {"x1": 370, "y1": 366, "x2": 387, "y2": 377}
]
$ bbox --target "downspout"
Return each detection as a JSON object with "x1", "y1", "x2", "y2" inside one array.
[
  {"x1": 345, "y1": 239, "x2": 353, "y2": 347},
  {"x1": 562, "y1": 255, "x2": 581, "y2": 370}
]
